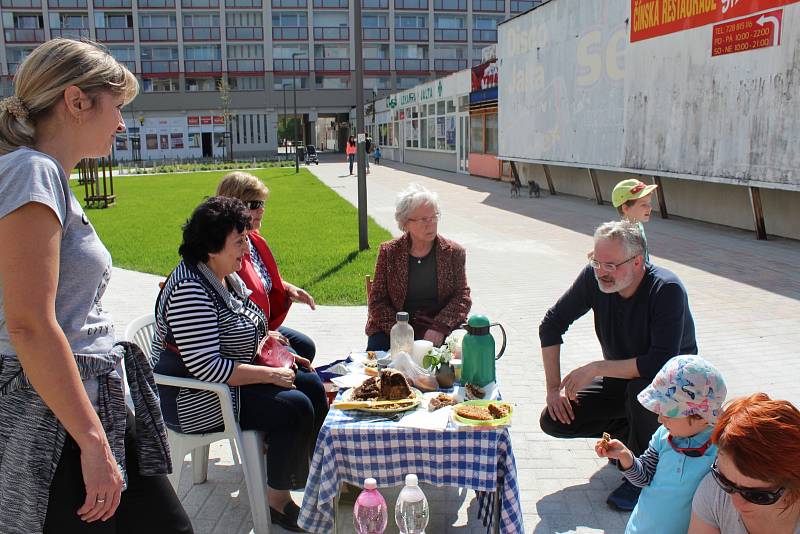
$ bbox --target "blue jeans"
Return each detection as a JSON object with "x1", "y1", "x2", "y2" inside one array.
[
  {"x1": 277, "y1": 325, "x2": 316, "y2": 362},
  {"x1": 366, "y1": 331, "x2": 390, "y2": 351},
  {"x1": 348, "y1": 153, "x2": 355, "y2": 174}
]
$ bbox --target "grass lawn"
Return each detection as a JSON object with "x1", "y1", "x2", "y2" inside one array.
[{"x1": 71, "y1": 168, "x2": 392, "y2": 305}]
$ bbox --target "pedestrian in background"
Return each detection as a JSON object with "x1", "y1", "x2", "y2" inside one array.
[{"x1": 345, "y1": 135, "x2": 356, "y2": 175}]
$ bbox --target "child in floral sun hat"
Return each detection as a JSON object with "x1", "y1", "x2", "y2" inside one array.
[
  {"x1": 612, "y1": 178, "x2": 658, "y2": 264},
  {"x1": 595, "y1": 355, "x2": 727, "y2": 534}
]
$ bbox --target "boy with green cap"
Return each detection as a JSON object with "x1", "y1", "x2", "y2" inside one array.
[{"x1": 612, "y1": 179, "x2": 658, "y2": 263}]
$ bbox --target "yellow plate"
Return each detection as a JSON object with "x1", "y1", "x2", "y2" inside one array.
[
  {"x1": 452, "y1": 400, "x2": 513, "y2": 426},
  {"x1": 339, "y1": 387, "x2": 423, "y2": 414}
]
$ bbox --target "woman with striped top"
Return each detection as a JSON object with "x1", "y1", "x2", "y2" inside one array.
[{"x1": 153, "y1": 197, "x2": 328, "y2": 532}]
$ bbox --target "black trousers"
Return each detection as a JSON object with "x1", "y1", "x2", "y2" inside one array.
[
  {"x1": 238, "y1": 368, "x2": 328, "y2": 491},
  {"x1": 44, "y1": 412, "x2": 193, "y2": 534},
  {"x1": 539, "y1": 377, "x2": 659, "y2": 456}
]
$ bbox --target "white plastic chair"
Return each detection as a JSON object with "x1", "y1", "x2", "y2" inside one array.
[{"x1": 125, "y1": 313, "x2": 271, "y2": 534}]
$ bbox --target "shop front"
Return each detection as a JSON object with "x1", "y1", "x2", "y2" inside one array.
[{"x1": 468, "y1": 59, "x2": 504, "y2": 180}]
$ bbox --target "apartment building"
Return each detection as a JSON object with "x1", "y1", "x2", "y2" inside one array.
[{"x1": 0, "y1": 0, "x2": 541, "y2": 159}]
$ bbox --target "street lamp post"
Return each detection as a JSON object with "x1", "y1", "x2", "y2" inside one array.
[
  {"x1": 354, "y1": 0, "x2": 368, "y2": 250},
  {"x1": 292, "y1": 52, "x2": 301, "y2": 174},
  {"x1": 282, "y1": 83, "x2": 289, "y2": 162}
]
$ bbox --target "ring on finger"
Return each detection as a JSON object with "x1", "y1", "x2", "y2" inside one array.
[{"x1": 96, "y1": 498, "x2": 106, "y2": 503}]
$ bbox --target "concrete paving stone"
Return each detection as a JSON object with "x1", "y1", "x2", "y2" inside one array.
[{"x1": 103, "y1": 157, "x2": 800, "y2": 533}]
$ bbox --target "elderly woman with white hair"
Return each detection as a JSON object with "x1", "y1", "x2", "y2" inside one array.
[{"x1": 365, "y1": 183, "x2": 471, "y2": 350}]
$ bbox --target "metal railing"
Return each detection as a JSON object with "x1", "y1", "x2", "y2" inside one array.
[
  {"x1": 395, "y1": 58, "x2": 429, "y2": 71},
  {"x1": 394, "y1": 0, "x2": 426, "y2": 8},
  {"x1": 50, "y1": 28, "x2": 91, "y2": 39},
  {"x1": 434, "y1": 58, "x2": 467, "y2": 71},
  {"x1": 434, "y1": 28, "x2": 466, "y2": 41},
  {"x1": 433, "y1": 0, "x2": 465, "y2": 8},
  {"x1": 1, "y1": 0, "x2": 40, "y2": 7},
  {"x1": 313, "y1": 26, "x2": 349, "y2": 40},
  {"x1": 48, "y1": 0, "x2": 86, "y2": 7},
  {"x1": 364, "y1": 58, "x2": 389, "y2": 71},
  {"x1": 472, "y1": 0, "x2": 503, "y2": 11},
  {"x1": 271, "y1": 0, "x2": 306, "y2": 7},
  {"x1": 181, "y1": 0, "x2": 219, "y2": 7},
  {"x1": 184, "y1": 59, "x2": 222, "y2": 72},
  {"x1": 510, "y1": 0, "x2": 539, "y2": 12},
  {"x1": 139, "y1": 27, "x2": 178, "y2": 41},
  {"x1": 313, "y1": 0, "x2": 347, "y2": 7},
  {"x1": 272, "y1": 27, "x2": 308, "y2": 40},
  {"x1": 314, "y1": 58, "x2": 349, "y2": 71},
  {"x1": 96, "y1": 27, "x2": 134, "y2": 41},
  {"x1": 117, "y1": 59, "x2": 137, "y2": 71},
  {"x1": 137, "y1": 0, "x2": 174, "y2": 6},
  {"x1": 183, "y1": 27, "x2": 221, "y2": 40},
  {"x1": 394, "y1": 27, "x2": 428, "y2": 41},
  {"x1": 93, "y1": 0, "x2": 131, "y2": 7},
  {"x1": 472, "y1": 28, "x2": 497, "y2": 42},
  {"x1": 361, "y1": 0, "x2": 387, "y2": 6},
  {"x1": 225, "y1": 0, "x2": 260, "y2": 6},
  {"x1": 363, "y1": 27, "x2": 389, "y2": 40},
  {"x1": 226, "y1": 27, "x2": 263, "y2": 40},
  {"x1": 140, "y1": 59, "x2": 179, "y2": 74},
  {"x1": 227, "y1": 58, "x2": 264, "y2": 71},
  {"x1": 4, "y1": 29, "x2": 45, "y2": 43},
  {"x1": 272, "y1": 58, "x2": 309, "y2": 71}
]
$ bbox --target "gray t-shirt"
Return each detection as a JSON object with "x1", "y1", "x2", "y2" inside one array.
[
  {"x1": 692, "y1": 473, "x2": 800, "y2": 534},
  {"x1": 0, "y1": 147, "x2": 115, "y2": 359}
]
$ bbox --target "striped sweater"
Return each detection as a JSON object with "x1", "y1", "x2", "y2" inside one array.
[{"x1": 153, "y1": 261, "x2": 267, "y2": 433}]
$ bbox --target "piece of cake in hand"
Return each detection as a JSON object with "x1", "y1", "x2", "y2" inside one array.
[{"x1": 379, "y1": 369, "x2": 413, "y2": 400}]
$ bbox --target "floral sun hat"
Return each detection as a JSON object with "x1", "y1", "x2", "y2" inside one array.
[{"x1": 638, "y1": 355, "x2": 727, "y2": 424}]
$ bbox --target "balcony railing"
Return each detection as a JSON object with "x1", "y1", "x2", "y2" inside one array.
[
  {"x1": 225, "y1": 0, "x2": 260, "y2": 5},
  {"x1": 48, "y1": 0, "x2": 86, "y2": 7},
  {"x1": 96, "y1": 27, "x2": 134, "y2": 41},
  {"x1": 313, "y1": 0, "x2": 347, "y2": 7},
  {"x1": 434, "y1": 28, "x2": 466, "y2": 41},
  {"x1": 139, "y1": 27, "x2": 178, "y2": 41},
  {"x1": 313, "y1": 27, "x2": 349, "y2": 40},
  {"x1": 50, "y1": 28, "x2": 91, "y2": 39},
  {"x1": 394, "y1": 0, "x2": 426, "y2": 8},
  {"x1": 361, "y1": 0, "x2": 387, "y2": 6},
  {"x1": 364, "y1": 58, "x2": 389, "y2": 71},
  {"x1": 181, "y1": 0, "x2": 219, "y2": 7},
  {"x1": 226, "y1": 27, "x2": 263, "y2": 40},
  {"x1": 472, "y1": 0, "x2": 503, "y2": 11},
  {"x1": 1, "y1": 0, "x2": 40, "y2": 6},
  {"x1": 272, "y1": 27, "x2": 308, "y2": 40},
  {"x1": 183, "y1": 27, "x2": 221, "y2": 40},
  {"x1": 227, "y1": 58, "x2": 264, "y2": 71},
  {"x1": 271, "y1": 0, "x2": 305, "y2": 7},
  {"x1": 93, "y1": 0, "x2": 130, "y2": 7},
  {"x1": 4, "y1": 29, "x2": 45, "y2": 43},
  {"x1": 137, "y1": 0, "x2": 174, "y2": 6},
  {"x1": 184, "y1": 59, "x2": 222, "y2": 72},
  {"x1": 510, "y1": 0, "x2": 539, "y2": 12},
  {"x1": 434, "y1": 0, "x2": 465, "y2": 8},
  {"x1": 395, "y1": 58, "x2": 429, "y2": 71},
  {"x1": 314, "y1": 58, "x2": 349, "y2": 71},
  {"x1": 434, "y1": 58, "x2": 466, "y2": 71},
  {"x1": 117, "y1": 59, "x2": 136, "y2": 72},
  {"x1": 363, "y1": 27, "x2": 389, "y2": 40},
  {"x1": 395, "y1": 27, "x2": 428, "y2": 41},
  {"x1": 7, "y1": 63, "x2": 23, "y2": 75},
  {"x1": 140, "y1": 59, "x2": 179, "y2": 74},
  {"x1": 472, "y1": 28, "x2": 497, "y2": 42},
  {"x1": 272, "y1": 58, "x2": 309, "y2": 71}
]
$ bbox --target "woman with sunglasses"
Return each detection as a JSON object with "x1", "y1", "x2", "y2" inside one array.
[
  {"x1": 216, "y1": 172, "x2": 317, "y2": 362},
  {"x1": 690, "y1": 393, "x2": 800, "y2": 534},
  {"x1": 366, "y1": 183, "x2": 471, "y2": 351}
]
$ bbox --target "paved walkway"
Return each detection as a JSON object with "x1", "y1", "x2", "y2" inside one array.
[{"x1": 105, "y1": 157, "x2": 800, "y2": 533}]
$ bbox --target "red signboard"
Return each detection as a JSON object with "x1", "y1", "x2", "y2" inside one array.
[
  {"x1": 200, "y1": 116, "x2": 212, "y2": 125},
  {"x1": 712, "y1": 9, "x2": 782, "y2": 55},
  {"x1": 213, "y1": 115, "x2": 225, "y2": 125},
  {"x1": 630, "y1": 0, "x2": 798, "y2": 42},
  {"x1": 471, "y1": 60, "x2": 498, "y2": 92},
  {"x1": 187, "y1": 116, "x2": 199, "y2": 125}
]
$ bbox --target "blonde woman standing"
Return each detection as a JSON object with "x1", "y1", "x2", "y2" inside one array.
[{"x1": 0, "y1": 39, "x2": 192, "y2": 533}]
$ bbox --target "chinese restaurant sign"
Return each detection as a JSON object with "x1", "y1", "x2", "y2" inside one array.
[
  {"x1": 711, "y1": 9, "x2": 782, "y2": 55},
  {"x1": 630, "y1": 0, "x2": 798, "y2": 42}
]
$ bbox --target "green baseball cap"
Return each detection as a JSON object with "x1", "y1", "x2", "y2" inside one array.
[{"x1": 612, "y1": 179, "x2": 658, "y2": 208}]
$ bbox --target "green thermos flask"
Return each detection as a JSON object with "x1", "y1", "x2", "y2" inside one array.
[{"x1": 460, "y1": 315, "x2": 507, "y2": 387}]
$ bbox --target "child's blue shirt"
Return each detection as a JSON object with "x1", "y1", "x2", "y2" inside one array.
[{"x1": 623, "y1": 425, "x2": 716, "y2": 534}]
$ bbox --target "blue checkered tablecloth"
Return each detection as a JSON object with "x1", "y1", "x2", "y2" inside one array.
[{"x1": 298, "y1": 403, "x2": 524, "y2": 533}]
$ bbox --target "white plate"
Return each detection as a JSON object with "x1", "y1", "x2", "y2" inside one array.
[{"x1": 349, "y1": 350, "x2": 388, "y2": 365}]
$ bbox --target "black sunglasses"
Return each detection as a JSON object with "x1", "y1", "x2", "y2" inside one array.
[
  {"x1": 667, "y1": 434, "x2": 712, "y2": 458},
  {"x1": 245, "y1": 200, "x2": 265, "y2": 210},
  {"x1": 710, "y1": 461, "x2": 785, "y2": 505}
]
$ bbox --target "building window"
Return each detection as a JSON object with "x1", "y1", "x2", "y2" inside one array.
[
  {"x1": 142, "y1": 78, "x2": 179, "y2": 92},
  {"x1": 185, "y1": 77, "x2": 220, "y2": 91},
  {"x1": 314, "y1": 75, "x2": 350, "y2": 89},
  {"x1": 229, "y1": 76, "x2": 265, "y2": 91},
  {"x1": 273, "y1": 76, "x2": 308, "y2": 90}
]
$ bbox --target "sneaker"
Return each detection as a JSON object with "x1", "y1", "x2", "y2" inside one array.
[{"x1": 606, "y1": 479, "x2": 641, "y2": 511}]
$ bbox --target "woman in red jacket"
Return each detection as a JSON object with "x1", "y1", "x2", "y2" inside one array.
[{"x1": 217, "y1": 172, "x2": 317, "y2": 361}]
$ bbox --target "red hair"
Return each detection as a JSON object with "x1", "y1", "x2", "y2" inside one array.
[{"x1": 712, "y1": 393, "x2": 800, "y2": 504}]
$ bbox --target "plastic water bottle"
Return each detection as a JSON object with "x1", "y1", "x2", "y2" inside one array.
[
  {"x1": 395, "y1": 474, "x2": 429, "y2": 534},
  {"x1": 353, "y1": 478, "x2": 388, "y2": 534},
  {"x1": 390, "y1": 311, "x2": 414, "y2": 357}
]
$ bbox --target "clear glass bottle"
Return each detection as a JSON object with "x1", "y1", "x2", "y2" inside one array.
[
  {"x1": 394, "y1": 474, "x2": 429, "y2": 534},
  {"x1": 390, "y1": 311, "x2": 414, "y2": 357},
  {"x1": 353, "y1": 478, "x2": 388, "y2": 534}
]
